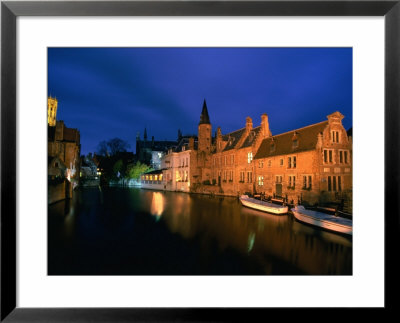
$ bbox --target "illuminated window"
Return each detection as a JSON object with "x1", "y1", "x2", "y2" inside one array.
[
  {"x1": 159, "y1": 174, "x2": 163, "y2": 181},
  {"x1": 258, "y1": 176, "x2": 264, "y2": 186},
  {"x1": 247, "y1": 152, "x2": 253, "y2": 164},
  {"x1": 154, "y1": 175, "x2": 158, "y2": 181}
]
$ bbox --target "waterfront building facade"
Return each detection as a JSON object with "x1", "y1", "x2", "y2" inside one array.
[
  {"x1": 135, "y1": 100, "x2": 352, "y2": 212},
  {"x1": 48, "y1": 97, "x2": 81, "y2": 203},
  {"x1": 253, "y1": 111, "x2": 352, "y2": 209},
  {"x1": 141, "y1": 169, "x2": 164, "y2": 190},
  {"x1": 188, "y1": 101, "x2": 352, "y2": 211},
  {"x1": 210, "y1": 114, "x2": 271, "y2": 196},
  {"x1": 161, "y1": 137, "x2": 196, "y2": 193}
]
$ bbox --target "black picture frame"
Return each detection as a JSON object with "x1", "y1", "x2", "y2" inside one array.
[{"x1": 1, "y1": 0, "x2": 399, "y2": 321}]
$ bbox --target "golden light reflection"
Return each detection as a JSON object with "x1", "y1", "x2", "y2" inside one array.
[{"x1": 150, "y1": 192, "x2": 165, "y2": 217}]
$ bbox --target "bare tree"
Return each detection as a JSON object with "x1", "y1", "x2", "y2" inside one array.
[{"x1": 97, "y1": 138, "x2": 130, "y2": 156}]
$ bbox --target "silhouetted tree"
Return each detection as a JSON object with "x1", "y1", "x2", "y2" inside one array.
[
  {"x1": 97, "y1": 138, "x2": 130, "y2": 156},
  {"x1": 97, "y1": 140, "x2": 109, "y2": 156}
]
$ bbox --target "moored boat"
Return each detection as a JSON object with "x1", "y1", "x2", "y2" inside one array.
[
  {"x1": 291, "y1": 205, "x2": 352, "y2": 236},
  {"x1": 239, "y1": 195, "x2": 288, "y2": 215}
]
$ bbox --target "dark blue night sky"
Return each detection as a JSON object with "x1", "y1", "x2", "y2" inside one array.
[{"x1": 48, "y1": 48, "x2": 352, "y2": 155}]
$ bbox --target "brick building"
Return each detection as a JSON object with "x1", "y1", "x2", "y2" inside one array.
[
  {"x1": 48, "y1": 97, "x2": 81, "y2": 203},
  {"x1": 254, "y1": 111, "x2": 352, "y2": 208},
  {"x1": 187, "y1": 101, "x2": 352, "y2": 210}
]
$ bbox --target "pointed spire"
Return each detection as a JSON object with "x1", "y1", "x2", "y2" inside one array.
[
  {"x1": 178, "y1": 129, "x2": 182, "y2": 141},
  {"x1": 199, "y1": 99, "x2": 211, "y2": 125}
]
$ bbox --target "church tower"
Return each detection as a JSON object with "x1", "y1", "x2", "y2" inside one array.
[
  {"x1": 48, "y1": 96, "x2": 58, "y2": 126},
  {"x1": 198, "y1": 99, "x2": 212, "y2": 153}
]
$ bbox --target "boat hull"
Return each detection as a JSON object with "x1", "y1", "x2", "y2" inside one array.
[
  {"x1": 239, "y1": 196, "x2": 288, "y2": 215},
  {"x1": 291, "y1": 206, "x2": 352, "y2": 236}
]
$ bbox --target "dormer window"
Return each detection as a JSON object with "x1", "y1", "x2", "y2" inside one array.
[
  {"x1": 249, "y1": 131, "x2": 255, "y2": 142},
  {"x1": 270, "y1": 141, "x2": 275, "y2": 153},
  {"x1": 292, "y1": 132, "x2": 299, "y2": 149}
]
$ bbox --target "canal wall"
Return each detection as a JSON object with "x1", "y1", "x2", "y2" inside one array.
[
  {"x1": 81, "y1": 178, "x2": 100, "y2": 187},
  {"x1": 48, "y1": 179, "x2": 72, "y2": 204},
  {"x1": 109, "y1": 179, "x2": 141, "y2": 187},
  {"x1": 190, "y1": 183, "x2": 238, "y2": 197}
]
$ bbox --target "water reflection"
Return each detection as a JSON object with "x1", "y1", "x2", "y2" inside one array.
[
  {"x1": 150, "y1": 192, "x2": 165, "y2": 218},
  {"x1": 48, "y1": 187, "x2": 352, "y2": 275}
]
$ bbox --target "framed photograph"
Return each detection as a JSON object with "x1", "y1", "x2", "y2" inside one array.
[{"x1": 1, "y1": 0, "x2": 398, "y2": 321}]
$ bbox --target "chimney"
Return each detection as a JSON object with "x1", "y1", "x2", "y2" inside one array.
[
  {"x1": 217, "y1": 127, "x2": 222, "y2": 138},
  {"x1": 261, "y1": 114, "x2": 271, "y2": 138},
  {"x1": 246, "y1": 117, "x2": 253, "y2": 133}
]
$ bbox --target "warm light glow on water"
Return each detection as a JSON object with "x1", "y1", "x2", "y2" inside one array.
[
  {"x1": 48, "y1": 187, "x2": 352, "y2": 275},
  {"x1": 150, "y1": 192, "x2": 165, "y2": 217}
]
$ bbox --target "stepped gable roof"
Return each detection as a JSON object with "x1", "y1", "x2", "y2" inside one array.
[
  {"x1": 222, "y1": 128, "x2": 247, "y2": 151},
  {"x1": 199, "y1": 99, "x2": 211, "y2": 125},
  {"x1": 241, "y1": 126, "x2": 261, "y2": 148},
  {"x1": 254, "y1": 121, "x2": 328, "y2": 159}
]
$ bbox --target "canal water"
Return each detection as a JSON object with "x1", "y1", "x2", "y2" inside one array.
[{"x1": 48, "y1": 187, "x2": 352, "y2": 275}]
